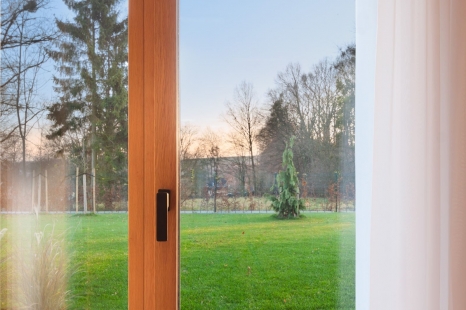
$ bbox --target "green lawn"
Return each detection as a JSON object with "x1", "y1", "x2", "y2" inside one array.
[
  {"x1": 181, "y1": 214, "x2": 355, "y2": 309},
  {"x1": 0, "y1": 213, "x2": 354, "y2": 309}
]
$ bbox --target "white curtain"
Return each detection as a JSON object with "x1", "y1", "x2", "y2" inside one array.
[{"x1": 368, "y1": 0, "x2": 466, "y2": 309}]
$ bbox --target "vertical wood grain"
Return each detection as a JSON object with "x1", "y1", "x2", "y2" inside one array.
[
  {"x1": 129, "y1": 0, "x2": 178, "y2": 309},
  {"x1": 152, "y1": 1, "x2": 178, "y2": 308},
  {"x1": 128, "y1": 0, "x2": 144, "y2": 308},
  {"x1": 142, "y1": 0, "x2": 156, "y2": 305}
]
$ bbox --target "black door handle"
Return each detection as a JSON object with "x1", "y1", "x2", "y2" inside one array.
[{"x1": 156, "y1": 189, "x2": 170, "y2": 241}]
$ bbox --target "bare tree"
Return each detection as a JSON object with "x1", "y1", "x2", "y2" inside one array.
[
  {"x1": 1, "y1": 0, "x2": 57, "y2": 170},
  {"x1": 180, "y1": 123, "x2": 201, "y2": 208},
  {"x1": 301, "y1": 59, "x2": 340, "y2": 144},
  {"x1": 12, "y1": 51, "x2": 46, "y2": 171},
  {"x1": 224, "y1": 81, "x2": 262, "y2": 195},
  {"x1": 273, "y1": 61, "x2": 340, "y2": 183},
  {"x1": 180, "y1": 123, "x2": 199, "y2": 161},
  {"x1": 0, "y1": 132, "x2": 21, "y2": 162},
  {"x1": 200, "y1": 128, "x2": 222, "y2": 212},
  {"x1": 225, "y1": 132, "x2": 248, "y2": 195}
]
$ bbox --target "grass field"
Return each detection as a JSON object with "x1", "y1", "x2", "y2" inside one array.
[{"x1": 0, "y1": 213, "x2": 354, "y2": 309}]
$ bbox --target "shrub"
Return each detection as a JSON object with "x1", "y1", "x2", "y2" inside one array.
[{"x1": 268, "y1": 137, "x2": 305, "y2": 218}]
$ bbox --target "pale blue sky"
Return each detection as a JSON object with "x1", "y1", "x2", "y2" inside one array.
[
  {"x1": 40, "y1": 0, "x2": 354, "y2": 131},
  {"x1": 180, "y1": 0, "x2": 355, "y2": 129}
]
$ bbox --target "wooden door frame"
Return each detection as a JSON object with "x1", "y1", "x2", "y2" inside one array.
[{"x1": 128, "y1": 0, "x2": 179, "y2": 309}]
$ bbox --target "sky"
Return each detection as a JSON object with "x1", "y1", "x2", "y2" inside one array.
[
  {"x1": 179, "y1": 0, "x2": 355, "y2": 131},
  {"x1": 28, "y1": 0, "x2": 355, "y2": 149}
]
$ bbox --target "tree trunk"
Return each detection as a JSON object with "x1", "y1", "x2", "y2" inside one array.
[
  {"x1": 76, "y1": 167, "x2": 79, "y2": 212},
  {"x1": 38, "y1": 173, "x2": 41, "y2": 211},
  {"x1": 249, "y1": 145, "x2": 256, "y2": 195},
  {"x1": 91, "y1": 21, "x2": 97, "y2": 204},
  {"x1": 83, "y1": 173, "x2": 87, "y2": 213},
  {"x1": 213, "y1": 169, "x2": 217, "y2": 213},
  {"x1": 92, "y1": 168, "x2": 96, "y2": 213},
  {"x1": 45, "y1": 170, "x2": 48, "y2": 212},
  {"x1": 31, "y1": 170, "x2": 35, "y2": 212},
  {"x1": 15, "y1": 28, "x2": 26, "y2": 173}
]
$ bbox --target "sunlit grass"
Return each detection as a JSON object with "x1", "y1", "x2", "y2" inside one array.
[{"x1": 0, "y1": 213, "x2": 354, "y2": 309}]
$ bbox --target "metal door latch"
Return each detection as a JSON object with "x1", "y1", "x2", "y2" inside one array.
[{"x1": 156, "y1": 189, "x2": 170, "y2": 241}]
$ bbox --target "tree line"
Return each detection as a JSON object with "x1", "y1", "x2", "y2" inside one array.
[
  {"x1": 1, "y1": 0, "x2": 354, "y2": 211},
  {"x1": 181, "y1": 45, "x2": 355, "y2": 212},
  {"x1": 1, "y1": 0, "x2": 128, "y2": 210}
]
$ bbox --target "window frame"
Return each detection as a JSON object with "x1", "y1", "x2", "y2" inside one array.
[
  {"x1": 355, "y1": 0, "x2": 377, "y2": 308},
  {"x1": 128, "y1": 0, "x2": 375, "y2": 308},
  {"x1": 128, "y1": 0, "x2": 179, "y2": 309}
]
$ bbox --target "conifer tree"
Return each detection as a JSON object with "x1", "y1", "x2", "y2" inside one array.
[
  {"x1": 269, "y1": 137, "x2": 305, "y2": 218},
  {"x1": 47, "y1": 0, "x2": 128, "y2": 209},
  {"x1": 257, "y1": 98, "x2": 295, "y2": 172}
]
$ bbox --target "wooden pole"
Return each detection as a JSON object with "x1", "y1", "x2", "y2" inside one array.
[
  {"x1": 38, "y1": 173, "x2": 41, "y2": 212},
  {"x1": 76, "y1": 167, "x2": 79, "y2": 212},
  {"x1": 31, "y1": 170, "x2": 35, "y2": 212},
  {"x1": 92, "y1": 168, "x2": 96, "y2": 213},
  {"x1": 83, "y1": 173, "x2": 87, "y2": 213},
  {"x1": 45, "y1": 170, "x2": 48, "y2": 213}
]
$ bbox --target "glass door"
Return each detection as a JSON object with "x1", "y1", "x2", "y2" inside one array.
[
  {"x1": 179, "y1": 1, "x2": 355, "y2": 309},
  {"x1": 1, "y1": 0, "x2": 355, "y2": 308}
]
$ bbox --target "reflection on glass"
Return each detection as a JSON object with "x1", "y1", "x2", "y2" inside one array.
[
  {"x1": 1, "y1": 0, "x2": 128, "y2": 308},
  {"x1": 180, "y1": 1, "x2": 355, "y2": 309}
]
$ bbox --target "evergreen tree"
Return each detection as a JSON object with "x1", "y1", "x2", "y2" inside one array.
[
  {"x1": 257, "y1": 97, "x2": 295, "y2": 172},
  {"x1": 269, "y1": 137, "x2": 305, "y2": 218},
  {"x1": 46, "y1": 0, "x2": 128, "y2": 209}
]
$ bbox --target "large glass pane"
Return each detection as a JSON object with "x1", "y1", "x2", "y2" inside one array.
[
  {"x1": 180, "y1": 1, "x2": 355, "y2": 309},
  {"x1": 1, "y1": 0, "x2": 128, "y2": 308}
]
